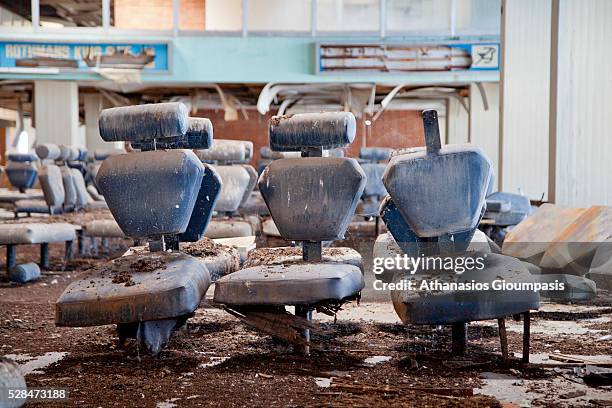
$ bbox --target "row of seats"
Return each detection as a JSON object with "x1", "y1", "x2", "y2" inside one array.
[{"x1": 49, "y1": 103, "x2": 539, "y2": 359}]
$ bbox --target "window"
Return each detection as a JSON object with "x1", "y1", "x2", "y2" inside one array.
[
  {"x1": 248, "y1": 0, "x2": 311, "y2": 32},
  {"x1": 205, "y1": 0, "x2": 242, "y2": 31},
  {"x1": 317, "y1": 0, "x2": 380, "y2": 33},
  {"x1": 112, "y1": 0, "x2": 174, "y2": 30},
  {"x1": 38, "y1": 0, "x2": 104, "y2": 28},
  {"x1": 455, "y1": 0, "x2": 500, "y2": 35},
  {"x1": 387, "y1": 0, "x2": 451, "y2": 35},
  {"x1": 0, "y1": 2, "x2": 32, "y2": 27}
]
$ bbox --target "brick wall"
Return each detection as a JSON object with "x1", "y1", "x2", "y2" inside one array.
[
  {"x1": 114, "y1": 0, "x2": 205, "y2": 31},
  {"x1": 194, "y1": 109, "x2": 425, "y2": 164}
]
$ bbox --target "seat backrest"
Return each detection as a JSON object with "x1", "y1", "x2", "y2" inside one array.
[
  {"x1": 195, "y1": 139, "x2": 252, "y2": 165},
  {"x1": 194, "y1": 139, "x2": 257, "y2": 214},
  {"x1": 360, "y1": 163, "x2": 387, "y2": 198},
  {"x1": 382, "y1": 110, "x2": 491, "y2": 238},
  {"x1": 359, "y1": 147, "x2": 392, "y2": 163},
  {"x1": 35, "y1": 144, "x2": 65, "y2": 210},
  {"x1": 96, "y1": 102, "x2": 220, "y2": 246},
  {"x1": 259, "y1": 112, "x2": 365, "y2": 243},
  {"x1": 5, "y1": 152, "x2": 38, "y2": 191},
  {"x1": 71, "y1": 168, "x2": 89, "y2": 209}
]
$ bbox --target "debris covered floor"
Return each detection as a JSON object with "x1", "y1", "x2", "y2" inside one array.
[{"x1": 1, "y1": 243, "x2": 611, "y2": 407}]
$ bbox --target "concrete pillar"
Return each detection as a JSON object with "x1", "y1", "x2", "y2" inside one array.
[
  {"x1": 83, "y1": 93, "x2": 114, "y2": 152},
  {"x1": 446, "y1": 96, "x2": 469, "y2": 145},
  {"x1": 470, "y1": 83, "x2": 500, "y2": 192},
  {"x1": 500, "y1": 0, "x2": 551, "y2": 200},
  {"x1": 34, "y1": 81, "x2": 81, "y2": 147},
  {"x1": 551, "y1": 0, "x2": 612, "y2": 206}
]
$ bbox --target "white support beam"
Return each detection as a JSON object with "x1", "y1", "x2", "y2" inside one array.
[
  {"x1": 102, "y1": 0, "x2": 110, "y2": 30},
  {"x1": 450, "y1": 0, "x2": 456, "y2": 36},
  {"x1": 34, "y1": 81, "x2": 81, "y2": 147},
  {"x1": 242, "y1": 0, "x2": 248, "y2": 37},
  {"x1": 311, "y1": 0, "x2": 317, "y2": 37},
  {"x1": 31, "y1": 0, "x2": 40, "y2": 31},
  {"x1": 379, "y1": 0, "x2": 386, "y2": 38},
  {"x1": 172, "y1": 0, "x2": 180, "y2": 36}
]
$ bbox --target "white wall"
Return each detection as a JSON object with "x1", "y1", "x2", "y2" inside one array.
[
  {"x1": 552, "y1": 0, "x2": 612, "y2": 206},
  {"x1": 34, "y1": 81, "x2": 81, "y2": 147},
  {"x1": 500, "y1": 0, "x2": 551, "y2": 200},
  {"x1": 470, "y1": 82, "x2": 500, "y2": 191}
]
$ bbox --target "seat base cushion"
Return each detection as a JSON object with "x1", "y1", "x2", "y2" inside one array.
[
  {"x1": 124, "y1": 239, "x2": 241, "y2": 282},
  {"x1": 531, "y1": 272, "x2": 597, "y2": 301},
  {"x1": 0, "y1": 223, "x2": 76, "y2": 244},
  {"x1": 244, "y1": 246, "x2": 363, "y2": 271},
  {"x1": 86, "y1": 201, "x2": 109, "y2": 211},
  {"x1": 14, "y1": 199, "x2": 53, "y2": 214},
  {"x1": 84, "y1": 219, "x2": 125, "y2": 238},
  {"x1": 56, "y1": 252, "x2": 210, "y2": 327},
  {"x1": 0, "y1": 189, "x2": 43, "y2": 203},
  {"x1": 204, "y1": 218, "x2": 253, "y2": 239},
  {"x1": 214, "y1": 263, "x2": 364, "y2": 306},
  {"x1": 181, "y1": 239, "x2": 241, "y2": 281},
  {"x1": 391, "y1": 253, "x2": 540, "y2": 325},
  {"x1": 373, "y1": 231, "x2": 498, "y2": 283}
]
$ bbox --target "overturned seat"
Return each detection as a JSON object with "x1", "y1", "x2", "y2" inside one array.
[
  {"x1": 380, "y1": 110, "x2": 539, "y2": 359},
  {"x1": 56, "y1": 102, "x2": 227, "y2": 354},
  {"x1": 214, "y1": 112, "x2": 366, "y2": 354}
]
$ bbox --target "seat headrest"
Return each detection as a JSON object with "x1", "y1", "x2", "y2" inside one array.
[
  {"x1": 133, "y1": 117, "x2": 214, "y2": 150},
  {"x1": 35, "y1": 144, "x2": 62, "y2": 160},
  {"x1": 260, "y1": 147, "x2": 301, "y2": 160},
  {"x1": 269, "y1": 112, "x2": 356, "y2": 151},
  {"x1": 7, "y1": 152, "x2": 37, "y2": 162},
  {"x1": 195, "y1": 139, "x2": 249, "y2": 164},
  {"x1": 213, "y1": 165, "x2": 253, "y2": 212},
  {"x1": 360, "y1": 147, "x2": 392, "y2": 162},
  {"x1": 77, "y1": 148, "x2": 88, "y2": 161},
  {"x1": 67, "y1": 146, "x2": 80, "y2": 161},
  {"x1": 99, "y1": 102, "x2": 189, "y2": 142},
  {"x1": 58, "y1": 145, "x2": 72, "y2": 161}
]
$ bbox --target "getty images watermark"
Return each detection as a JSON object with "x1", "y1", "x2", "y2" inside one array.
[{"x1": 372, "y1": 253, "x2": 566, "y2": 292}]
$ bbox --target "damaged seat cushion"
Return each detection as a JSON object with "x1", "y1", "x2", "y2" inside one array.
[
  {"x1": 214, "y1": 263, "x2": 364, "y2": 306},
  {"x1": 0, "y1": 223, "x2": 76, "y2": 244},
  {"x1": 56, "y1": 252, "x2": 210, "y2": 327},
  {"x1": 244, "y1": 247, "x2": 363, "y2": 271}
]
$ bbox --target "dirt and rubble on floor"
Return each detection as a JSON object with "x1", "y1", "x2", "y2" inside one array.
[
  {"x1": 1, "y1": 251, "x2": 610, "y2": 408},
  {"x1": 0, "y1": 219, "x2": 610, "y2": 407}
]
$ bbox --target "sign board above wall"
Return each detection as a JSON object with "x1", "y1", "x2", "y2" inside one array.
[
  {"x1": 0, "y1": 41, "x2": 170, "y2": 73},
  {"x1": 316, "y1": 42, "x2": 499, "y2": 74}
]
